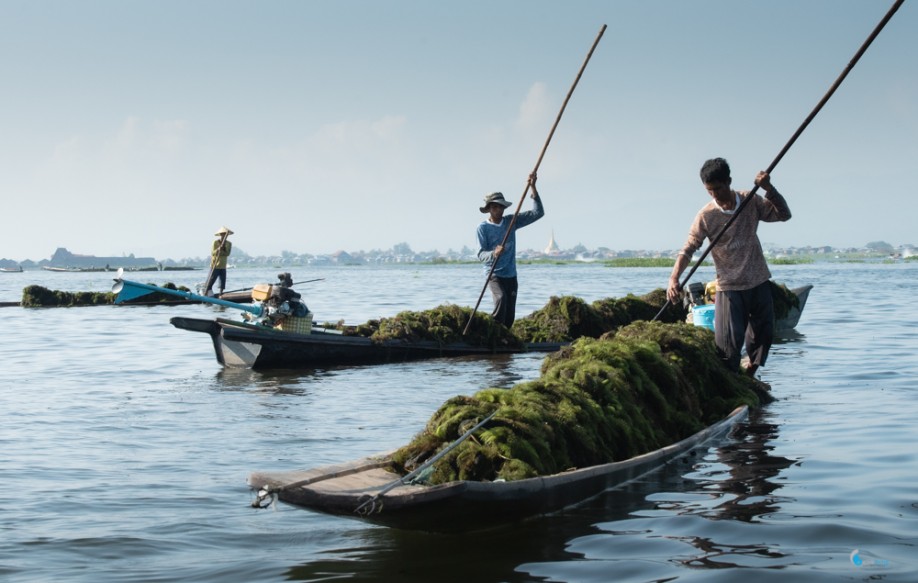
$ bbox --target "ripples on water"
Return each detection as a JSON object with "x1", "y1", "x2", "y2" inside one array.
[{"x1": 1, "y1": 263, "x2": 916, "y2": 582}]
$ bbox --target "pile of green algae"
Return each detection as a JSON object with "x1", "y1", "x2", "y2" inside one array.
[
  {"x1": 21, "y1": 283, "x2": 192, "y2": 307},
  {"x1": 330, "y1": 288, "x2": 686, "y2": 347},
  {"x1": 388, "y1": 319, "x2": 763, "y2": 485}
]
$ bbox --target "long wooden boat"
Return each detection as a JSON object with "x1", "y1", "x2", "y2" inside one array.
[
  {"x1": 110, "y1": 273, "x2": 559, "y2": 369},
  {"x1": 170, "y1": 316, "x2": 564, "y2": 368},
  {"x1": 116, "y1": 271, "x2": 811, "y2": 369},
  {"x1": 776, "y1": 284, "x2": 813, "y2": 332},
  {"x1": 688, "y1": 284, "x2": 813, "y2": 333},
  {"x1": 248, "y1": 405, "x2": 749, "y2": 532},
  {"x1": 0, "y1": 266, "x2": 23, "y2": 272}
]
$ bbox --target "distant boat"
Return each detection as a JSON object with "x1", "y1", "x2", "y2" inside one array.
[
  {"x1": 41, "y1": 266, "x2": 82, "y2": 272},
  {"x1": 0, "y1": 265, "x2": 23, "y2": 273}
]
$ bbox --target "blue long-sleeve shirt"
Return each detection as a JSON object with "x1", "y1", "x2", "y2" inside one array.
[{"x1": 477, "y1": 194, "x2": 544, "y2": 278}]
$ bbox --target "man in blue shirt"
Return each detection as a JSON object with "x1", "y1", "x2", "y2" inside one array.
[{"x1": 477, "y1": 172, "x2": 545, "y2": 327}]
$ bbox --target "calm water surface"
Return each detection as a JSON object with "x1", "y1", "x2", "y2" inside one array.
[{"x1": 1, "y1": 262, "x2": 916, "y2": 582}]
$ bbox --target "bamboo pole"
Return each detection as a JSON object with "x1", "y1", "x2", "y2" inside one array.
[
  {"x1": 654, "y1": 0, "x2": 905, "y2": 322},
  {"x1": 464, "y1": 24, "x2": 607, "y2": 335}
]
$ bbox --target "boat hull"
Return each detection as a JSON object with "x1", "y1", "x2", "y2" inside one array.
[
  {"x1": 775, "y1": 284, "x2": 812, "y2": 332},
  {"x1": 249, "y1": 406, "x2": 749, "y2": 532},
  {"x1": 688, "y1": 284, "x2": 813, "y2": 332},
  {"x1": 170, "y1": 317, "x2": 564, "y2": 369}
]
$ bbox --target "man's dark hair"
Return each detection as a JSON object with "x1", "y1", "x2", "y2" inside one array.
[{"x1": 700, "y1": 157, "x2": 731, "y2": 183}]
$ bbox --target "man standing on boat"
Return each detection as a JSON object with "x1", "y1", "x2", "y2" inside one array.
[
  {"x1": 477, "y1": 172, "x2": 544, "y2": 328},
  {"x1": 666, "y1": 158, "x2": 791, "y2": 377},
  {"x1": 204, "y1": 226, "x2": 233, "y2": 296}
]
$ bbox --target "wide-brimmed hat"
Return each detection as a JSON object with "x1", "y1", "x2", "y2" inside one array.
[
  {"x1": 215, "y1": 226, "x2": 234, "y2": 236},
  {"x1": 480, "y1": 192, "x2": 512, "y2": 213}
]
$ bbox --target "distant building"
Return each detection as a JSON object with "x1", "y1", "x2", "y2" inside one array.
[
  {"x1": 45, "y1": 247, "x2": 157, "y2": 270},
  {"x1": 544, "y1": 231, "x2": 561, "y2": 255}
]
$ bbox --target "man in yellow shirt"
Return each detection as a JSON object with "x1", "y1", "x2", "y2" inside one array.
[{"x1": 204, "y1": 226, "x2": 233, "y2": 296}]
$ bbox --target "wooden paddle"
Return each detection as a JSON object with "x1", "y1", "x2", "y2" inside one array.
[
  {"x1": 653, "y1": 0, "x2": 905, "y2": 322},
  {"x1": 463, "y1": 23, "x2": 607, "y2": 335}
]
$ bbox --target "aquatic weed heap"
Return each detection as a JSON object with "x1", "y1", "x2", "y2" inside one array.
[
  {"x1": 331, "y1": 289, "x2": 686, "y2": 348},
  {"x1": 21, "y1": 285, "x2": 114, "y2": 307},
  {"x1": 770, "y1": 281, "x2": 800, "y2": 320},
  {"x1": 390, "y1": 320, "x2": 759, "y2": 485},
  {"x1": 511, "y1": 288, "x2": 687, "y2": 343},
  {"x1": 344, "y1": 304, "x2": 521, "y2": 348},
  {"x1": 21, "y1": 283, "x2": 192, "y2": 307}
]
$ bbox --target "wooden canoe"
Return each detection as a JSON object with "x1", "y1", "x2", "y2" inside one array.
[
  {"x1": 688, "y1": 284, "x2": 813, "y2": 333},
  {"x1": 248, "y1": 405, "x2": 749, "y2": 533},
  {"x1": 775, "y1": 284, "x2": 812, "y2": 332},
  {"x1": 171, "y1": 316, "x2": 564, "y2": 369}
]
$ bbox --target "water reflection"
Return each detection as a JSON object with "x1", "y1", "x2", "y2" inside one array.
[
  {"x1": 703, "y1": 409, "x2": 799, "y2": 523},
  {"x1": 283, "y1": 517, "x2": 588, "y2": 583},
  {"x1": 215, "y1": 367, "x2": 321, "y2": 394}
]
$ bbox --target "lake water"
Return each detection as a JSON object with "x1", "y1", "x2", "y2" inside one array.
[{"x1": 1, "y1": 262, "x2": 916, "y2": 582}]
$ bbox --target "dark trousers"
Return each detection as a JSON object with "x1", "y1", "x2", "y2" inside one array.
[
  {"x1": 205, "y1": 268, "x2": 227, "y2": 294},
  {"x1": 488, "y1": 276, "x2": 518, "y2": 328},
  {"x1": 714, "y1": 280, "x2": 774, "y2": 371}
]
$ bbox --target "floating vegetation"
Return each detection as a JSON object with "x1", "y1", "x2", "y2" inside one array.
[
  {"x1": 770, "y1": 257, "x2": 814, "y2": 265},
  {"x1": 389, "y1": 320, "x2": 761, "y2": 484},
  {"x1": 21, "y1": 283, "x2": 192, "y2": 307},
  {"x1": 600, "y1": 257, "x2": 678, "y2": 268},
  {"x1": 511, "y1": 288, "x2": 687, "y2": 343}
]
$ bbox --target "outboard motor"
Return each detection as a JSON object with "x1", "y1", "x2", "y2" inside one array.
[
  {"x1": 685, "y1": 281, "x2": 706, "y2": 308},
  {"x1": 268, "y1": 272, "x2": 309, "y2": 317},
  {"x1": 246, "y1": 273, "x2": 311, "y2": 329}
]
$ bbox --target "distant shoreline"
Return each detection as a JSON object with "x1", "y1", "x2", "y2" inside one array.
[{"x1": 2, "y1": 254, "x2": 915, "y2": 272}]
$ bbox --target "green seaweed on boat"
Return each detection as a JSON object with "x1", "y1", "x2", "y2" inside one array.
[
  {"x1": 389, "y1": 320, "x2": 760, "y2": 484},
  {"x1": 21, "y1": 285, "x2": 115, "y2": 307},
  {"x1": 338, "y1": 304, "x2": 521, "y2": 349},
  {"x1": 770, "y1": 281, "x2": 800, "y2": 320},
  {"x1": 21, "y1": 283, "x2": 192, "y2": 307},
  {"x1": 510, "y1": 288, "x2": 687, "y2": 343}
]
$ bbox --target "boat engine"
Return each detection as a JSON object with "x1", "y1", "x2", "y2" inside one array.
[
  {"x1": 246, "y1": 272, "x2": 310, "y2": 327},
  {"x1": 684, "y1": 281, "x2": 706, "y2": 308}
]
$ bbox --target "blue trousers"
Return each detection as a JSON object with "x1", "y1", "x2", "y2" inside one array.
[{"x1": 205, "y1": 268, "x2": 227, "y2": 294}]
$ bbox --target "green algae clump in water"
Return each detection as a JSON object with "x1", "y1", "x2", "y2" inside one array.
[{"x1": 389, "y1": 320, "x2": 760, "y2": 484}]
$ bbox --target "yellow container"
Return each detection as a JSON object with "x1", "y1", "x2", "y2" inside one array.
[
  {"x1": 276, "y1": 313, "x2": 313, "y2": 335},
  {"x1": 704, "y1": 280, "x2": 718, "y2": 303},
  {"x1": 251, "y1": 283, "x2": 273, "y2": 302}
]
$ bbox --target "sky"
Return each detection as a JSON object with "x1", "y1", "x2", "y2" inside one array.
[{"x1": 1, "y1": 0, "x2": 916, "y2": 262}]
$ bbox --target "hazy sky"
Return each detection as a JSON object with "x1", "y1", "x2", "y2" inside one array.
[{"x1": 2, "y1": 0, "x2": 915, "y2": 262}]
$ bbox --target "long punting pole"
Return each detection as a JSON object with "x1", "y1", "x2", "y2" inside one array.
[
  {"x1": 463, "y1": 24, "x2": 607, "y2": 335},
  {"x1": 203, "y1": 231, "x2": 230, "y2": 292},
  {"x1": 653, "y1": 0, "x2": 905, "y2": 322}
]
